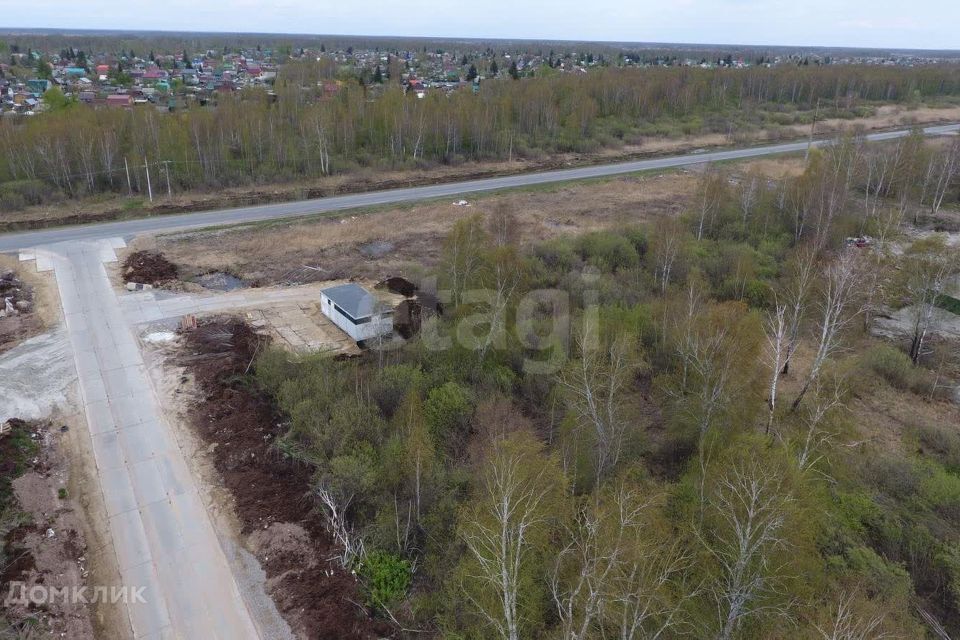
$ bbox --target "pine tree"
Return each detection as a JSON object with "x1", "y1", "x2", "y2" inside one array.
[
  {"x1": 508, "y1": 60, "x2": 519, "y2": 80},
  {"x1": 373, "y1": 65, "x2": 383, "y2": 84},
  {"x1": 466, "y1": 64, "x2": 477, "y2": 81},
  {"x1": 490, "y1": 59, "x2": 498, "y2": 75}
]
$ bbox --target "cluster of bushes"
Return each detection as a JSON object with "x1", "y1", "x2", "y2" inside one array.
[
  {"x1": 0, "y1": 179, "x2": 59, "y2": 211},
  {"x1": 862, "y1": 344, "x2": 937, "y2": 395}
]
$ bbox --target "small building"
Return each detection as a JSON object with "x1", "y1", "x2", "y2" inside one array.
[
  {"x1": 319, "y1": 283, "x2": 393, "y2": 343},
  {"x1": 106, "y1": 94, "x2": 133, "y2": 108},
  {"x1": 25, "y1": 79, "x2": 51, "y2": 94}
]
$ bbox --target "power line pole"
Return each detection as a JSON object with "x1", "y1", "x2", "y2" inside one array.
[
  {"x1": 805, "y1": 98, "x2": 821, "y2": 163},
  {"x1": 162, "y1": 160, "x2": 172, "y2": 198},
  {"x1": 124, "y1": 157, "x2": 132, "y2": 195},
  {"x1": 144, "y1": 161, "x2": 153, "y2": 202}
]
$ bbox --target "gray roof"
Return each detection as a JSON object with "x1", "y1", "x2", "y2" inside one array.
[{"x1": 321, "y1": 283, "x2": 380, "y2": 320}]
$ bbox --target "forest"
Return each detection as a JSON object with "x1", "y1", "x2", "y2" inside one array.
[
  {"x1": 236, "y1": 130, "x2": 960, "y2": 638},
  {"x1": 3, "y1": 64, "x2": 960, "y2": 210}
]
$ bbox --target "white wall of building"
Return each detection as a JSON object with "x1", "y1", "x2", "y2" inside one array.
[{"x1": 320, "y1": 292, "x2": 393, "y2": 342}]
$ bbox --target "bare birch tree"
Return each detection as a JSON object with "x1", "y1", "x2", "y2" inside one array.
[
  {"x1": 779, "y1": 247, "x2": 818, "y2": 376},
  {"x1": 557, "y1": 325, "x2": 638, "y2": 484},
  {"x1": 699, "y1": 460, "x2": 794, "y2": 640},
  {"x1": 901, "y1": 236, "x2": 960, "y2": 364},
  {"x1": 791, "y1": 251, "x2": 863, "y2": 411},
  {"x1": 815, "y1": 591, "x2": 892, "y2": 640},
  {"x1": 459, "y1": 433, "x2": 563, "y2": 640},
  {"x1": 651, "y1": 217, "x2": 686, "y2": 295},
  {"x1": 763, "y1": 300, "x2": 788, "y2": 434},
  {"x1": 550, "y1": 485, "x2": 692, "y2": 640},
  {"x1": 927, "y1": 137, "x2": 960, "y2": 216},
  {"x1": 314, "y1": 482, "x2": 365, "y2": 568}
]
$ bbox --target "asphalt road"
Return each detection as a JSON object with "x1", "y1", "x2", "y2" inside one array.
[{"x1": 1, "y1": 122, "x2": 958, "y2": 253}]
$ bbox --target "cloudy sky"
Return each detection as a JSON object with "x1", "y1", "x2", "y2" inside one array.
[{"x1": 4, "y1": 0, "x2": 958, "y2": 50}]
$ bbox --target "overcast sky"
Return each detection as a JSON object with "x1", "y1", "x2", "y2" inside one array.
[{"x1": 3, "y1": 0, "x2": 958, "y2": 51}]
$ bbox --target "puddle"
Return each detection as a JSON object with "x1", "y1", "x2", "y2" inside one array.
[
  {"x1": 191, "y1": 271, "x2": 247, "y2": 291},
  {"x1": 359, "y1": 241, "x2": 394, "y2": 259}
]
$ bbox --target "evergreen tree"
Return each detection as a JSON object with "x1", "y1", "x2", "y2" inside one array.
[
  {"x1": 490, "y1": 59, "x2": 499, "y2": 75},
  {"x1": 508, "y1": 60, "x2": 519, "y2": 80},
  {"x1": 36, "y1": 58, "x2": 52, "y2": 80},
  {"x1": 466, "y1": 64, "x2": 478, "y2": 81},
  {"x1": 373, "y1": 65, "x2": 383, "y2": 84}
]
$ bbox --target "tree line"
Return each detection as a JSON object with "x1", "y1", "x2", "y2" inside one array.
[{"x1": 3, "y1": 64, "x2": 960, "y2": 210}]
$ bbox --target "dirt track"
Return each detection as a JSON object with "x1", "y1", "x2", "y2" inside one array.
[{"x1": 174, "y1": 319, "x2": 390, "y2": 639}]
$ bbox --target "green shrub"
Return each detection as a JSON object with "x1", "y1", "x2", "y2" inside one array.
[
  {"x1": 0, "y1": 179, "x2": 50, "y2": 210},
  {"x1": 936, "y1": 294, "x2": 960, "y2": 316},
  {"x1": 621, "y1": 226, "x2": 648, "y2": 258},
  {"x1": 359, "y1": 551, "x2": 412, "y2": 609},
  {"x1": 918, "y1": 424, "x2": 960, "y2": 473},
  {"x1": 534, "y1": 238, "x2": 577, "y2": 272},
  {"x1": 424, "y1": 382, "x2": 472, "y2": 440},
  {"x1": 575, "y1": 232, "x2": 639, "y2": 272},
  {"x1": 862, "y1": 344, "x2": 931, "y2": 394},
  {"x1": 373, "y1": 364, "x2": 425, "y2": 416},
  {"x1": 844, "y1": 546, "x2": 914, "y2": 601}
]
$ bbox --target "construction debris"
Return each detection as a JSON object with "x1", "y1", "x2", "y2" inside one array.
[
  {"x1": 0, "y1": 270, "x2": 33, "y2": 319},
  {"x1": 121, "y1": 250, "x2": 178, "y2": 286}
]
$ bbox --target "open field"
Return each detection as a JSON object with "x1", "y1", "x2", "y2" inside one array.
[{"x1": 143, "y1": 158, "x2": 804, "y2": 286}]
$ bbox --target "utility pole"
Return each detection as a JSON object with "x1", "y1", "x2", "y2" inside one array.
[
  {"x1": 805, "y1": 98, "x2": 821, "y2": 163},
  {"x1": 144, "y1": 161, "x2": 153, "y2": 202},
  {"x1": 124, "y1": 157, "x2": 132, "y2": 195},
  {"x1": 162, "y1": 160, "x2": 172, "y2": 198}
]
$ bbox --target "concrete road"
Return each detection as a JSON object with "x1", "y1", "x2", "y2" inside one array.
[
  {"x1": 1, "y1": 122, "x2": 957, "y2": 253},
  {"x1": 31, "y1": 240, "x2": 264, "y2": 639}
]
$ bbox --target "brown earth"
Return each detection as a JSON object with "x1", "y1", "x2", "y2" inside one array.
[
  {"x1": 176, "y1": 318, "x2": 392, "y2": 640},
  {"x1": 0, "y1": 255, "x2": 59, "y2": 355},
  {"x1": 141, "y1": 155, "x2": 805, "y2": 289},
  {"x1": 142, "y1": 169, "x2": 705, "y2": 288},
  {"x1": 0, "y1": 265, "x2": 41, "y2": 355},
  {"x1": 0, "y1": 419, "x2": 96, "y2": 640},
  {"x1": 3, "y1": 103, "x2": 958, "y2": 233},
  {"x1": 121, "y1": 250, "x2": 179, "y2": 286}
]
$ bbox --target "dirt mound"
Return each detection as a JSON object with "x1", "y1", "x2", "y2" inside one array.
[
  {"x1": 179, "y1": 318, "x2": 390, "y2": 639},
  {"x1": 376, "y1": 276, "x2": 417, "y2": 297},
  {"x1": 0, "y1": 270, "x2": 41, "y2": 354},
  {"x1": 121, "y1": 250, "x2": 178, "y2": 285}
]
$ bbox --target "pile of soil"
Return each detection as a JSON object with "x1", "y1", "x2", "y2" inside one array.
[
  {"x1": 121, "y1": 250, "x2": 178, "y2": 286},
  {"x1": 178, "y1": 318, "x2": 390, "y2": 639}
]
